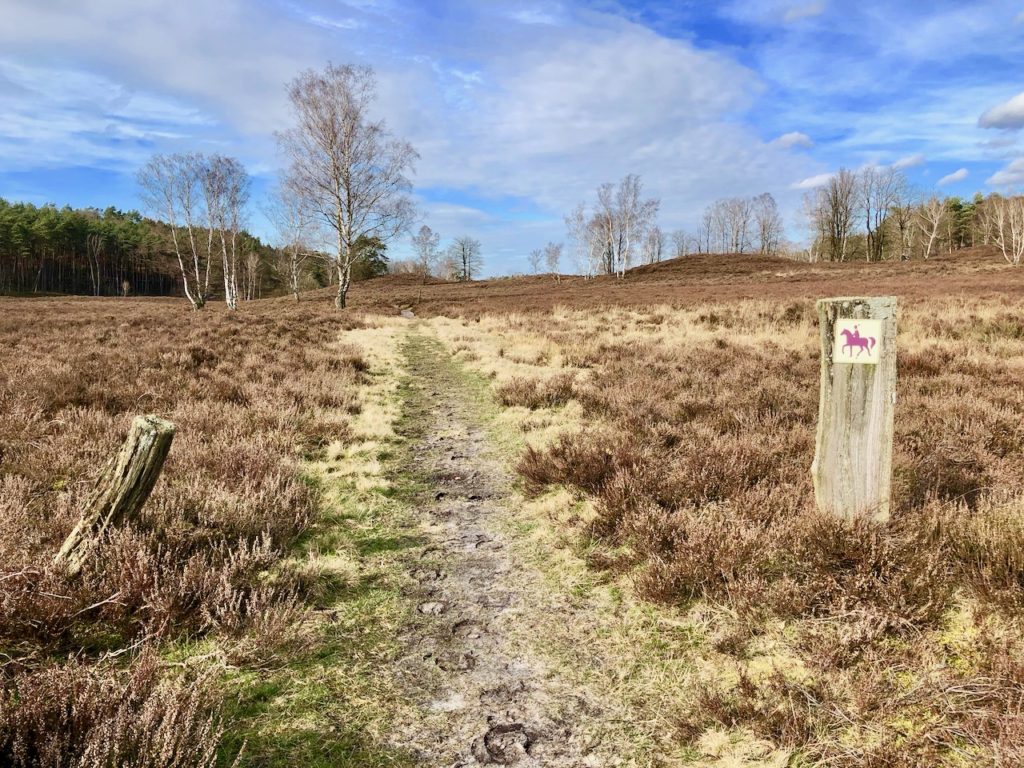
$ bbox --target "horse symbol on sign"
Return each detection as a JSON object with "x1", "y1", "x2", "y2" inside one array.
[
  {"x1": 840, "y1": 325, "x2": 876, "y2": 358},
  {"x1": 833, "y1": 318, "x2": 882, "y2": 365}
]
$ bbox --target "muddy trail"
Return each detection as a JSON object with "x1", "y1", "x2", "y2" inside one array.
[{"x1": 388, "y1": 333, "x2": 613, "y2": 767}]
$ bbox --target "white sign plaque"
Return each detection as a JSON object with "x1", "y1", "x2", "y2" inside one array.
[{"x1": 832, "y1": 318, "x2": 882, "y2": 364}]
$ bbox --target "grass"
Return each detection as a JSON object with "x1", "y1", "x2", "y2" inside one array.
[
  {"x1": 218, "y1": 480, "x2": 421, "y2": 767},
  {"x1": 218, "y1": 318, "x2": 430, "y2": 767},
  {"x1": 421, "y1": 295, "x2": 1024, "y2": 766}
]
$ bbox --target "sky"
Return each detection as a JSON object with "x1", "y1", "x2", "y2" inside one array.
[{"x1": 1, "y1": 0, "x2": 1023, "y2": 275}]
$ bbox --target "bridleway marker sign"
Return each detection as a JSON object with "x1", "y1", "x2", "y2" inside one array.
[{"x1": 832, "y1": 318, "x2": 883, "y2": 365}]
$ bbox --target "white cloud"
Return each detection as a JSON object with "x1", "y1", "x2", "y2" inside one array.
[
  {"x1": 891, "y1": 153, "x2": 924, "y2": 169},
  {"x1": 0, "y1": 59, "x2": 214, "y2": 172},
  {"x1": 305, "y1": 13, "x2": 362, "y2": 30},
  {"x1": 773, "y1": 131, "x2": 813, "y2": 149},
  {"x1": 792, "y1": 172, "x2": 833, "y2": 189},
  {"x1": 723, "y1": 0, "x2": 826, "y2": 25},
  {"x1": 979, "y1": 91, "x2": 1024, "y2": 130},
  {"x1": 987, "y1": 158, "x2": 1024, "y2": 186},
  {"x1": 783, "y1": 3, "x2": 826, "y2": 22},
  {"x1": 937, "y1": 168, "x2": 969, "y2": 185},
  {"x1": 1015, "y1": 10, "x2": 1024, "y2": 24},
  {"x1": 0, "y1": 0, "x2": 818, "y2": 268},
  {"x1": 506, "y1": 6, "x2": 565, "y2": 25},
  {"x1": 0, "y1": 0, "x2": 332, "y2": 136}
]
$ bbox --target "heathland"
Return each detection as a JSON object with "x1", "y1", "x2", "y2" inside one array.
[{"x1": 3, "y1": 247, "x2": 1024, "y2": 767}]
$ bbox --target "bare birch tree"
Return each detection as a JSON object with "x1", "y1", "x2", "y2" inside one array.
[
  {"x1": 859, "y1": 166, "x2": 902, "y2": 262},
  {"x1": 201, "y1": 155, "x2": 249, "y2": 310},
  {"x1": 670, "y1": 230, "x2": 690, "y2": 258},
  {"x1": 991, "y1": 194, "x2": 1024, "y2": 265},
  {"x1": 243, "y1": 248, "x2": 261, "y2": 300},
  {"x1": 889, "y1": 183, "x2": 918, "y2": 261},
  {"x1": 975, "y1": 195, "x2": 998, "y2": 246},
  {"x1": 752, "y1": 193, "x2": 783, "y2": 256},
  {"x1": 614, "y1": 175, "x2": 659, "y2": 275},
  {"x1": 567, "y1": 175, "x2": 659, "y2": 277},
  {"x1": 528, "y1": 248, "x2": 543, "y2": 274},
  {"x1": 266, "y1": 183, "x2": 314, "y2": 301},
  {"x1": 564, "y1": 202, "x2": 603, "y2": 277},
  {"x1": 641, "y1": 226, "x2": 665, "y2": 264},
  {"x1": 138, "y1": 153, "x2": 211, "y2": 310},
  {"x1": 916, "y1": 196, "x2": 946, "y2": 259},
  {"x1": 277, "y1": 63, "x2": 417, "y2": 309},
  {"x1": 448, "y1": 235, "x2": 483, "y2": 281},
  {"x1": 820, "y1": 169, "x2": 858, "y2": 261},
  {"x1": 411, "y1": 224, "x2": 440, "y2": 279},
  {"x1": 544, "y1": 241, "x2": 563, "y2": 280},
  {"x1": 801, "y1": 191, "x2": 827, "y2": 263}
]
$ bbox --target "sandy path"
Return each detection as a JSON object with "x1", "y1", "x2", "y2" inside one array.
[{"x1": 388, "y1": 333, "x2": 610, "y2": 767}]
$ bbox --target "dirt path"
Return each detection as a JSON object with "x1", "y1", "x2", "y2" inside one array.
[{"x1": 388, "y1": 333, "x2": 611, "y2": 767}]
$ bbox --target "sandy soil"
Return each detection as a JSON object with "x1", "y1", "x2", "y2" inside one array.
[{"x1": 387, "y1": 334, "x2": 613, "y2": 767}]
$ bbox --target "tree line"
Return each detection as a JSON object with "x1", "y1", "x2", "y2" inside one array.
[
  {"x1": 800, "y1": 167, "x2": 1024, "y2": 265},
  {"x1": 390, "y1": 225, "x2": 484, "y2": 281},
  {"x1": 0, "y1": 195, "x2": 352, "y2": 299},
  {"x1": 9, "y1": 63, "x2": 1023, "y2": 304},
  {"x1": 560, "y1": 177, "x2": 787, "y2": 277},
  {"x1": 560, "y1": 167, "x2": 1024, "y2": 273},
  {"x1": 0, "y1": 200, "x2": 177, "y2": 296}
]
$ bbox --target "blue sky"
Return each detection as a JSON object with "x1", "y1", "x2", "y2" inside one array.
[{"x1": 1, "y1": 0, "x2": 1022, "y2": 274}]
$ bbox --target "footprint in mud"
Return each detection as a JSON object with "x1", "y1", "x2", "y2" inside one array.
[
  {"x1": 472, "y1": 722, "x2": 535, "y2": 765},
  {"x1": 479, "y1": 591, "x2": 511, "y2": 609},
  {"x1": 411, "y1": 568, "x2": 445, "y2": 583},
  {"x1": 434, "y1": 650, "x2": 477, "y2": 672},
  {"x1": 479, "y1": 681, "x2": 528, "y2": 707},
  {"x1": 451, "y1": 619, "x2": 486, "y2": 639}
]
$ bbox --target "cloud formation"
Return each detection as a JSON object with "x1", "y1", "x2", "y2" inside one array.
[
  {"x1": 987, "y1": 158, "x2": 1024, "y2": 186},
  {"x1": 1, "y1": 0, "x2": 1023, "y2": 270},
  {"x1": 773, "y1": 131, "x2": 814, "y2": 149},
  {"x1": 891, "y1": 153, "x2": 925, "y2": 169},
  {"x1": 783, "y1": 3, "x2": 826, "y2": 23},
  {"x1": 792, "y1": 172, "x2": 833, "y2": 189},
  {"x1": 937, "y1": 168, "x2": 969, "y2": 186},
  {"x1": 979, "y1": 91, "x2": 1024, "y2": 130}
]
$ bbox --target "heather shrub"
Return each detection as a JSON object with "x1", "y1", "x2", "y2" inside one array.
[
  {"x1": 499, "y1": 300, "x2": 1024, "y2": 764},
  {"x1": 496, "y1": 372, "x2": 577, "y2": 409},
  {"x1": 0, "y1": 654, "x2": 228, "y2": 768},
  {"x1": 0, "y1": 298, "x2": 366, "y2": 761}
]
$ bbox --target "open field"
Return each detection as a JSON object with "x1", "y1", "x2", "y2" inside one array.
[
  {"x1": 3, "y1": 250, "x2": 1024, "y2": 766},
  {"x1": 344, "y1": 247, "x2": 1024, "y2": 317}
]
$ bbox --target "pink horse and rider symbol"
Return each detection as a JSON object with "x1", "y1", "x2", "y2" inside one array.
[
  {"x1": 833, "y1": 318, "x2": 882, "y2": 364},
  {"x1": 840, "y1": 324, "x2": 876, "y2": 358}
]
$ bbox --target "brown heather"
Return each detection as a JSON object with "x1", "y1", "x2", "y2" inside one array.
[
  {"x1": 0, "y1": 296, "x2": 365, "y2": 765},
  {"x1": 401, "y1": 250, "x2": 1024, "y2": 766},
  {"x1": 4, "y1": 249, "x2": 1024, "y2": 766}
]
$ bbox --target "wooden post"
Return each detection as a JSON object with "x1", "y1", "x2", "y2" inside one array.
[
  {"x1": 812, "y1": 297, "x2": 897, "y2": 521},
  {"x1": 55, "y1": 415, "x2": 175, "y2": 577}
]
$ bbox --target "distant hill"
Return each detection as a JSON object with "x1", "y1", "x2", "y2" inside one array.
[{"x1": 344, "y1": 247, "x2": 1018, "y2": 317}]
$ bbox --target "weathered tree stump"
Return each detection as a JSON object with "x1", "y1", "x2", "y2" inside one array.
[
  {"x1": 54, "y1": 415, "x2": 176, "y2": 577},
  {"x1": 812, "y1": 297, "x2": 897, "y2": 521}
]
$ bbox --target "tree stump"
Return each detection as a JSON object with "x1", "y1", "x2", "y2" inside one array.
[
  {"x1": 54, "y1": 415, "x2": 176, "y2": 577},
  {"x1": 811, "y1": 297, "x2": 897, "y2": 521}
]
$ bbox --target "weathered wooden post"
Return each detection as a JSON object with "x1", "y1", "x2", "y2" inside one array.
[
  {"x1": 811, "y1": 297, "x2": 897, "y2": 521},
  {"x1": 55, "y1": 415, "x2": 176, "y2": 577}
]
